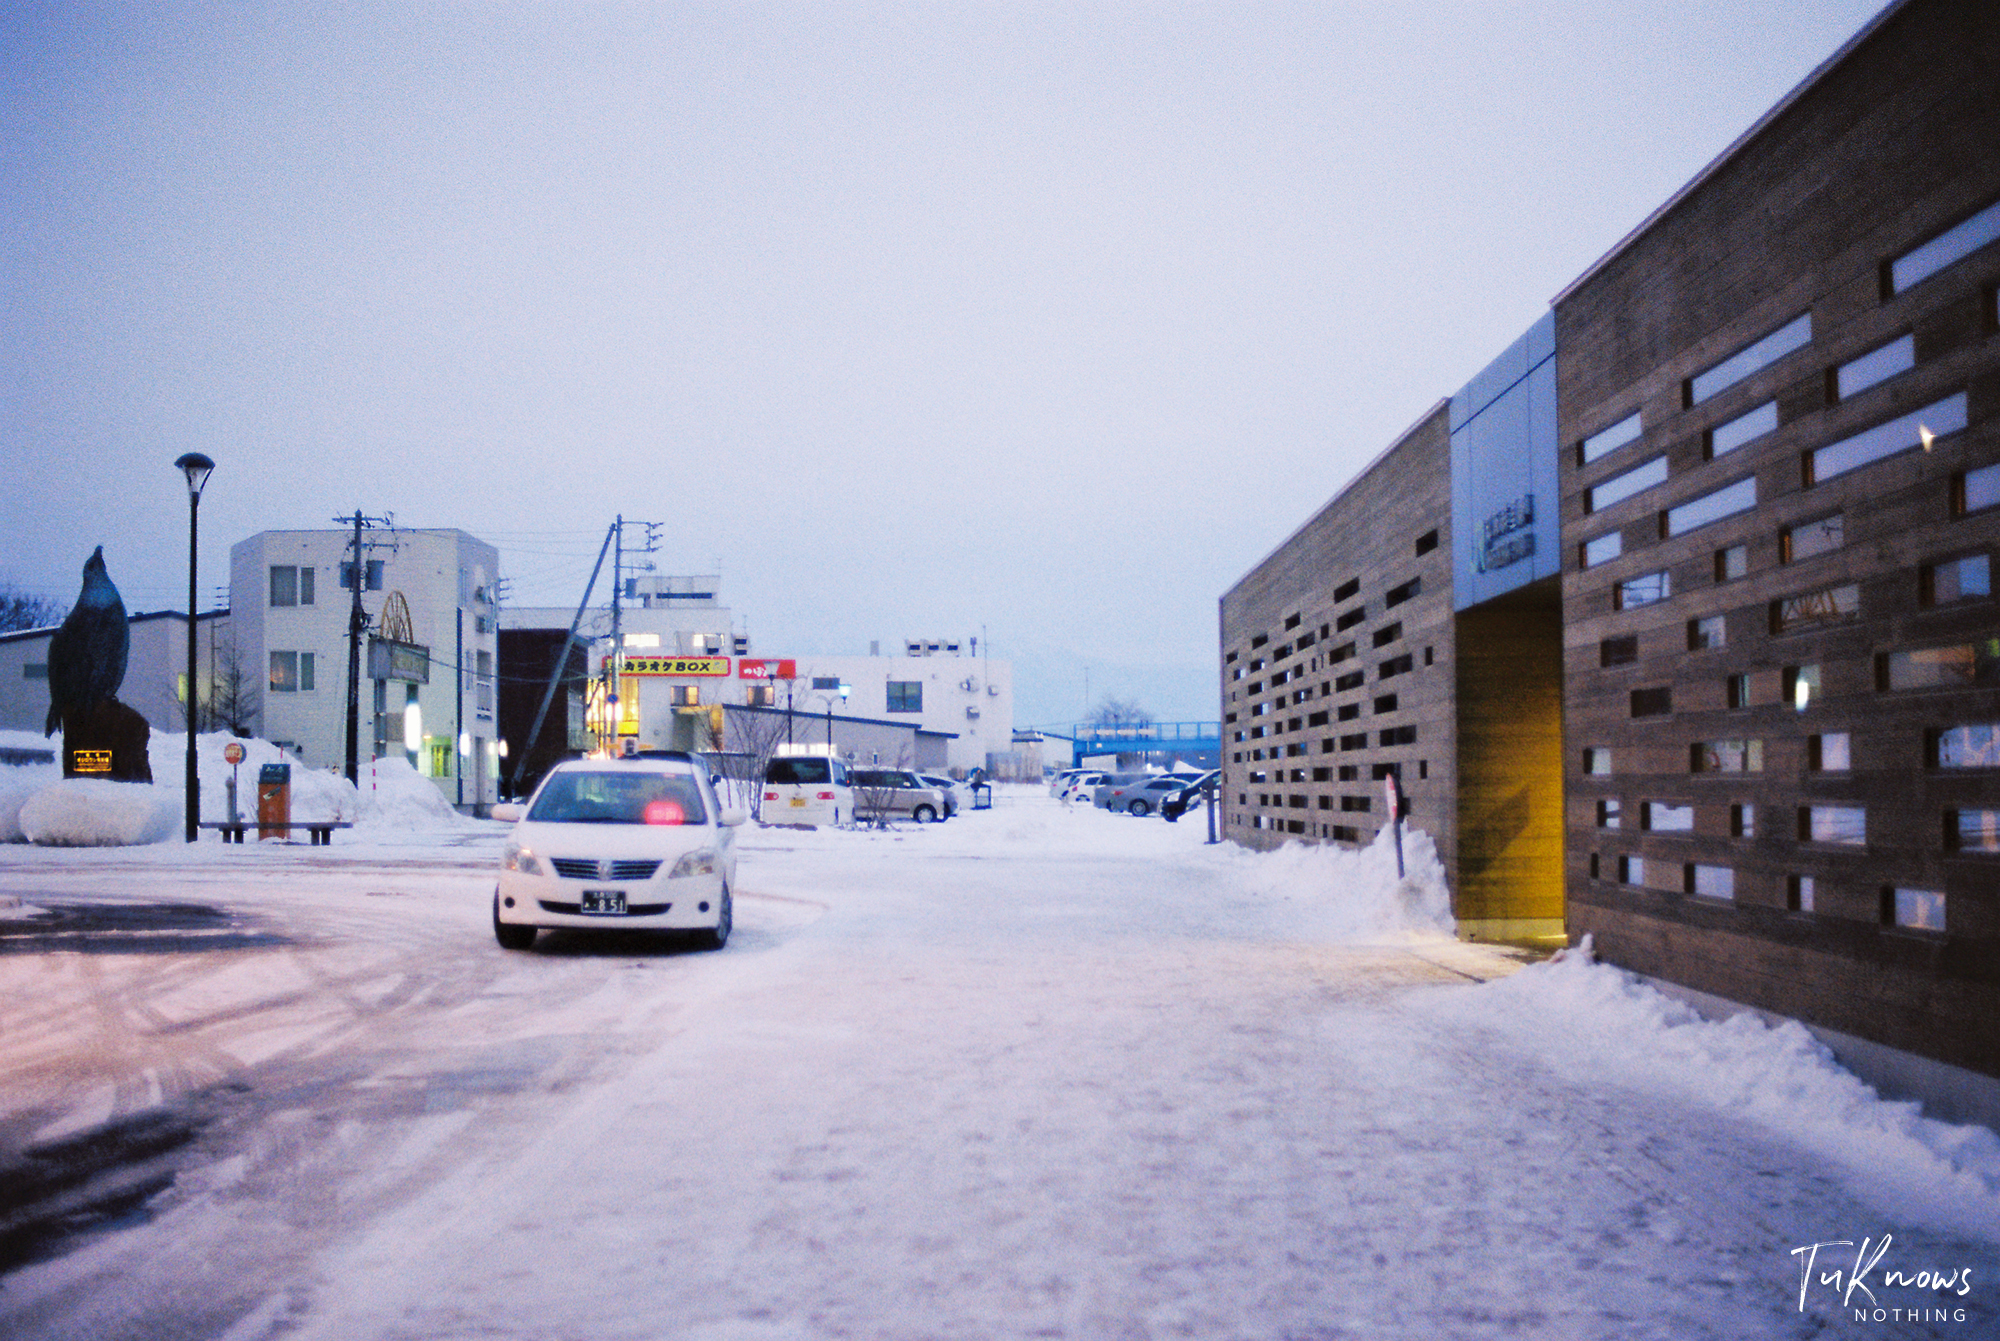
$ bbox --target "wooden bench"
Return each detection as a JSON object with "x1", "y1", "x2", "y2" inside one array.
[{"x1": 201, "y1": 821, "x2": 353, "y2": 846}]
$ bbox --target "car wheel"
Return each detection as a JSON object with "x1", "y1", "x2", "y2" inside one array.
[
  {"x1": 493, "y1": 892, "x2": 537, "y2": 951},
  {"x1": 699, "y1": 884, "x2": 732, "y2": 950},
  {"x1": 912, "y1": 803, "x2": 937, "y2": 824},
  {"x1": 1130, "y1": 800, "x2": 1151, "y2": 817}
]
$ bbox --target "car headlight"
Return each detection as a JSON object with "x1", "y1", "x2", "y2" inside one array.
[
  {"x1": 669, "y1": 848, "x2": 718, "y2": 879},
  {"x1": 504, "y1": 842, "x2": 543, "y2": 876}
]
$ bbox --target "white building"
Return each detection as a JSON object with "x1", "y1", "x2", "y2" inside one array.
[
  {"x1": 230, "y1": 528, "x2": 502, "y2": 807},
  {"x1": 767, "y1": 640, "x2": 1013, "y2": 776}
]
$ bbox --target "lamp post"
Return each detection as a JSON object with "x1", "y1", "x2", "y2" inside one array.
[
  {"x1": 817, "y1": 684, "x2": 849, "y2": 755},
  {"x1": 174, "y1": 452, "x2": 215, "y2": 842}
]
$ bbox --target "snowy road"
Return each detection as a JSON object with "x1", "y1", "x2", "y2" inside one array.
[{"x1": 0, "y1": 791, "x2": 1992, "y2": 1339}]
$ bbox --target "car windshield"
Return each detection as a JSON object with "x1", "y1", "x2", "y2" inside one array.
[
  {"x1": 528, "y1": 771, "x2": 708, "y2": 825},
  {"x1": 767, "y1": 757, "x2": 833, "y2": 785}
]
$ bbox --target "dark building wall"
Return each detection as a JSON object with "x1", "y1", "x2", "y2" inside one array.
[
  {"x1": 497, "y1": 629, "x2": 589, "y2": 796},
  {"x1": 1218, "y1": 405, "x2": 1458, "y2": 871},
  {"x1": 1555, "y1": 0, "x2": 2000, "y2": 1077}
]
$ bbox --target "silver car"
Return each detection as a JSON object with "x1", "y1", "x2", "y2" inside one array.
[{"x1": 850, "y1": 769, "x2": 950, "y2": 824}]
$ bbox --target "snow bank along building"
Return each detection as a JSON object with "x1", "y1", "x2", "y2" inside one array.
[{"x1": 1222, "y1": 0, "x2": 1999, "y2": 1091}]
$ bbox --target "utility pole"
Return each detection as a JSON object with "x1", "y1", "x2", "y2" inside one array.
[{"x1": 337, "y1": 511, "x2": 394, "y2": 784}]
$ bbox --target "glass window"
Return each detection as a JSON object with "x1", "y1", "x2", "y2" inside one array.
[
  {"x1": 1689, "y1": 313, "x2": 1812, "y2": 405},
  {"x1": 1950, "y1": 810, "x2": 2000, "y2": 853},
  {"x1": 1616, "y1": 571, "x2": 1672, "y2": 610},
  {"x1": 1785, "y1": 664, "x2": 1821, "y2": 712},
  {"x1": 1588, "y1": 456, "x2": 1669, "y2": 513},
  {"x1": 1726, "y1": 673, "x2": 1751, "y2": 709},
  {"x1": 1643, "y1": 802, "x2": 1694, "y2": 831},
  {"x1": 1731, "y1": 804, "x2": 1755, "y2": 838},
  {"x1": 1709, "y1": 401, "x2": 1777, "y2": 457},
  {"x1": 1878, "y1": 642, "x2": 2000, "y2": 691},
  {"x1": 1887, "y1": 887, "x2": 1946, "y2": 932},
  {"x1": 269, "y1": 566, "x2": 299, "y2": 607},
  {"x1": 1689, "y1": 615, "x2": 1726, "y2": 650},
  {"x1": 1583, "y1": 748, "x2": 1612, "y2": 776},
  {"x1": 886, "y1": 681, "x2": 922, "y2": 712},
  {"x1": 1789, "y1": 874, "x2": 1816, "y2": 913},
  {"x1": 670, "y1": 685, "x2": 700, "y2": 707},
  {"x1": 1889, "y1": 199, "x2": 2000, "y2": 294},
  {"x1": 1810, "y1": 732, "x2": 1851, "y2": 771},
  {"x1": 1581, "y1": 412, "x2": 1642, "y2": 464},
  {"x1": 1834, "y1": 334, "x2": 1915, "y2": 399},
  {"x1": 1618, "y1": 855, "x2": 1645, "y2": 886},
  {"x1": 1688, "y1": 864, "x2": 1734, "y2": 899},
  {"x1": 1630, "y1": 687, "x2": 1672, "y2": 717},
  {"x1": 1716, "y1": 546, "x2": 1748, "y2": 581},
  {"x1": 1581, "y1": 532, "x2": 1622, "y2": 568},
  {"x1": 340, "y1": 559, "x2": 385, "y2": 592},
  {"x1": 1934, "y1": 723, "x2": 2000, "y2": 768},
  {"x1": 1692, "y1": 739, "x2": 1762, "y2": 773},
  {"x1": 1664, "y1": 477, "x2": 1757, "y2": 537},
  {"x1": 1808, "y1": 393, "x2": 1967, "y2": 484},
  {"x1": 1596, "y1": 798, "x2": 1620, "y2": 829},
  {"x1": 1781, "y1": 513, "x2": 1844, "y2": 563},
  {"x1": 1921, "y1": 554, "x2": 1990, "y2": 606},
  {"x1": 1801, "y1": 805, "x2": 1866, "y2": 845},
  {"x1": 1600, "y1": 635, "x2": 1638, "y2": 667},
  {"x1": 527, "y1": 770, "x2": 709, "y2": 825},
  {"x1": 1959, "y1": 463, "x2": 2000, "y2": 514},
  {"x1": 268, "y1": 651, "x2": 313, "y2": 692},
  {"x1": 1771, "y1": 583, "x2": 1859, "y2": 633}
]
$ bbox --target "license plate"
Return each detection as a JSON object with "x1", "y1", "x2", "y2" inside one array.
[
  {"x1": 789, "y1": 797, "x2": 807, "y2": 808},
  {"x1": 581, "y1": 889, "x2": 627, "y2": 915}
]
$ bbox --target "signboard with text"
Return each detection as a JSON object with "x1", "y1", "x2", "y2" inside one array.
[
  {"x1": 737, "y1": 659, "x2": 798, "y2": 680},
  {"x1": 614, "y1": 657, "x2": 731, "y2": 677}
]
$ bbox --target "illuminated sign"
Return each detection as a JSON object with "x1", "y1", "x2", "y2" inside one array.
[
  {"x1": 618, "y1": 657, "x2": 731, "y2": 677},
  {"x1": 72, "y1": 749, "x2": 112, "y2": 774},
  {"x1": 737, "y1": 659, "x2": 798, "y2": 680}
]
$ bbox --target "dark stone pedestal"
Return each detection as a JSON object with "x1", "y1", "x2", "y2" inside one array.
[{"x1": 60, "y1": 698, "x2": 153, "y2": 782}]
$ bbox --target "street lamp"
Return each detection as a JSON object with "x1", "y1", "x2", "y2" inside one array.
[
  {"x1": 174, "y1": 452, "x2": 214, "y2": 843},
  {"x1": 817, "y1": 684, "x2": 849, "y2": 755}
]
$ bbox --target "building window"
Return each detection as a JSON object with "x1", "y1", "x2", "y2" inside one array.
[
  {"x1": 23, "y1": 663, "x2": 47, "y2": 680},
  {"x1": 1377, "y1": 653, "x2": 1413, "y2": 680},
  {"x1": 1800, "y1": 805, "x2": 1865, "y2": 846},
  {"x1": 1600, "y1": 635, "x2": 1638, "y2": 667},
  {"x1": 1788, "y1": 875, "x2": 1816, "y2": 913},
  {"x1": 1687, "y1": 312, "x2": 1812, "y2": 405},
  {"x1": 1833, "y1": 334, "x2": 1914, "y2": 399},
  {"x1": 1581, "y1": 532, "x2": 1622, "y2": 568},
  {"x1": 1807, "y1": 393, "x2": 1967, "y2": 485},
  {"x1": 1771, "y1": 583, "x2": 1859, "y2": 634},
  {"x1": 1597, "y1": 798, "x2": 1621, "y2": 829},
  {"x1": 269, "y1": 565, "x2": 314, "y2": 607},
  {"x1": 1879, "y1": 643, "x2": 2000, "y2": 691},
  {"x1": 1630, "y1": 687, "x2": 1672, "y2": 718},
  {"x1": 1378, "y1": 726, "x2": 1417, "y2": 747},
  {"x1": 1731, "y1": 804, "x2": 1755, "y2": 838},
  {"x1": 1642, "y1": 801, "x2": 1694, "y2": 832},
  {"x1": 1587, "y1": 456, "x2": 1668, "y2": 514},
  {"x1": 1687, "y1": 864, "x2": 1735, "y2": 900},
  {"x1": 1336, "y1": 607, "x2": 1366, "y2": 632},
  {"x1": 1932, "y1": 723, "x2": 2000, "y2": 768},
  {"x1": 1948, "y1": 809, "x2": 2000, "y2": 853},
  {"x1": 1692, "y1": 739, "x2": 1762, "y2": 773},
  {"x1": 1328, "y1": 642, "x2": 1356, "y2": 664},
  {"x1": 1726, "y1": 673, "x2": 1751, "y2": 709},
  {"x1": 1373, "y1": 694, "x2": 1398, "y2": 714},
  {"x1": 1415, "y1": 530, "x2": 1438, "y2": 556},
  {"x1": 1615, "y1": 571, "x2": 1671, "y2": 610},
  {"x1": 1784, "y1": 664, "x2": 1821, "y2": 711},
  {"x1": 1708, "y1": 401, "x2": 1777, "y2": 457},
  {"x1": 1335, "y1": 670, "x2": 1364, "y2": 693},
  {"x1": 1583, "y1": 748, "x2": 1612, "y2": 776},
  {"x1": 1580, "y1": 412, "x2": 1642, "y2": 465},
  {"x1": 1333, "y1": 577, "x2": 1361, "y2": 603},
  {"x1": 269, "y1": 651, "x2": 315, "y2": 693},
  {"x1": 1340, "y1": 733, "x2": 1367, "y2": 751},
  {"x1": 1780, "y1": 513, "x2": 1844, "y2": 564},
  {"x1": 1809, "y1": 732, "x2": 1851, "y2": 771},
  {"x1": 1385, "y1": 577, "x2": 1421, "y2": 608},
  {"x1": 1887, "y1": 198, "x2": 2000, "y2": 294},
  {"x1": 671, "y1": 685, "x2": 700, "y2": 707},
  {"x1": 1688, "y1": 616, "x2": 1726, "y2": 651},
  {"x1": 886, "y1": 681, "x2": 922, "y2": 712},
  {"x1": 1341, "y1": 795, "x2": 1371, "y2": 813},
  {"x1": 1956, "y1": 463, "x2": 2000, "y2": 515},
  {"x1": 1920, "y1": 554, "x2": 1991, "y2": 607},
  {"x1": 1883, "y1": 887, "x2": 1945, "y2": 933},
  {"x1": 1337, "y1": 703, "x2": 1360, "y2": 722},
  {"x1": 1372, "y1": 622, "x2": 1403, "y2": 648},
  {"x1": 340, "y1": 559, "x2": 385, "y2": 592},
  {"x1": 1664, "y1": 477, "x2": 1757, "y2": 537},
  {"x1": 1715, "y1": 545, "x2": 1748, "y2": 582},
  {"x1": 1618, "y1": 855, "x2": 1645, "y2": 887}
]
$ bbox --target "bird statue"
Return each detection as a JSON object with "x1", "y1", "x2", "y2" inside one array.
[{"x1": 44, "y1": 546, "x2": 131, "y2": 736}]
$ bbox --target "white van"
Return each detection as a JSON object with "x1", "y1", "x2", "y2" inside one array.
[{"x1": 763, "y1": 754, "x2": 853, "y2": 827}]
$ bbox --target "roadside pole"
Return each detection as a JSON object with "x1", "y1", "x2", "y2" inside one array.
[{"x1": 1385, "y1": 772, "x2": 1405, "y2": 879}]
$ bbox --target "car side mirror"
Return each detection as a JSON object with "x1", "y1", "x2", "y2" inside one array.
[
  {"x1": 491, "y1": 803, "x2": 524, "y2": 823},
  {"x1": 720, "y1": 807, "x2": 748, "y2": 827}
]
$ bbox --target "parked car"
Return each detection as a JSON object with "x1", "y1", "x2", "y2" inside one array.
[
  {"x1": 917, "y1": 773, "x2": 966, "y2": 818},
  {"x1": 1161, "y1": 771, "x2": 1220, "y2": 822},
  {"x1": 1048, "y1": 768, "x2": 1089, "y2": 797},
  {"x1": 490, "y1": 752, "x2": 745, "y2": 951},
  {"x1": 1104, "y1": 774, "x2": 1199, "y2": 816},
  {"x1": 1090, "y1": 773, "x2": 1154, "y2": 809},
  {"x1": 763, "y1": 753, "x2": 852, "y2": 827},
  {"x1": 1057, "y1": 771, "x2": 1107, "y2": 803},
  {"x1": 850, "y1": 769, "x2": 950, "y2": 824}
]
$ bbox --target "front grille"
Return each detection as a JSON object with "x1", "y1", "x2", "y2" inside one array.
[{"x1": 550, "y1": 858, "x2": 663, "y2": 881}]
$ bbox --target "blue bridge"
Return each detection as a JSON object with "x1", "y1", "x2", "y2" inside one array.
[{"x1": 1041, "y1": 720, "x2": 1222, "y2": 761}]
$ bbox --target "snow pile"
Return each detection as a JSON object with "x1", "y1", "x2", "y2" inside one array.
[
  {"x1": 353, "y1": 755, "x2": 476, "y2": 829},
  {"x1": 1419, "y1": 936, "x2": 2000, "y2": 1239},
  {"x1": 18, "y1": 777, "x2": 180, "y2": 846},
  {"x1": 1212, "y1": 824, "x2": 1456, "y2": 941},
  {"x1": 0, "y1": 762, "x2": 60, "y2": 843}
]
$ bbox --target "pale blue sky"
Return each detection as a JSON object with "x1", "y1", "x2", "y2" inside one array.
[{"x1": 3, "y1": 1, "x2": 1887, "y2": 725}]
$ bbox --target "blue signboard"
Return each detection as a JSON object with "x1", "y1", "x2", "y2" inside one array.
[{"x1": 1450, "y1": 312, "x2": 1560, "y2": 610}]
